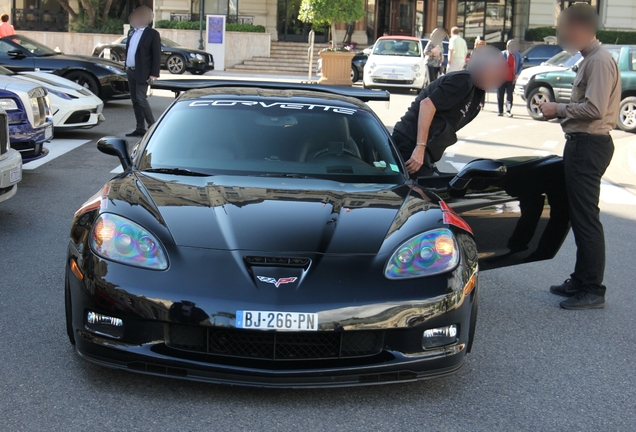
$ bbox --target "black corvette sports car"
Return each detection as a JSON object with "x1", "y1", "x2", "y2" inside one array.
[
  {"x1": 92, "y1": 37, "x2": 214, "y2": 75},
  {"x1": 65, "y1": 80, "x2": 569, "y2": 387},
  {"x1": 0, "y1": 35, "x2": 128, "y2": 100}
]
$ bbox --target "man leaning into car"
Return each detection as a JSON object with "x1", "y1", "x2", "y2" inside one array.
[
  {"x1": 392, "y1": 46, "x2": 506, "y2": 177},
  {"x1": 539, "y1": 4, "x2": 620, "y2": 310},
  {"x1": 124, "y1": 6, "x2": 161, "y2": 137}
]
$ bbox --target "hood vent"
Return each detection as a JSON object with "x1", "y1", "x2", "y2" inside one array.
[{"x1": 244, "y1": 256, "x2": 311, "y2": 268}]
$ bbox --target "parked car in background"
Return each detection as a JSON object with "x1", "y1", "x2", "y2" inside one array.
[
  {"x1": 92, "y1": 37, "x2": 215, "y2": 75},
  {"x1": 521, "y1": 44, "x2": 563, "y2": 69},
  {"x1": 0, "y1": 35, "x2": 129, "y2": 99},
  {"x1": 0, "y1": 66, "x2": 104, "y2": 129},
  {"x1": 363, "y1": 36, "x2": 427, "y2": 91},
  {"x1": 0, "y1": 77, "x2": 53, "y2": 162},
  {"x1": 514, "y1": 51, "x2": 582, "y2": 100},
  {"x1": 0, "y1": 108, "x2": 22, "y2": 203},
  {"x1": 524, "y1": 45, "x2": 636, "y2": 132}
]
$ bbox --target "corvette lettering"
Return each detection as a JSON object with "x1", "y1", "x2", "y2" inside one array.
[
  {"x1": 189, "y1": 100, "x2": 357, "y2": 115},
  {"x1": 257, "y1": 276, "x2": 298, "y2": 287}
]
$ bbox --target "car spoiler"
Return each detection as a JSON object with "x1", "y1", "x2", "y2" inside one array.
[{"x1": 150, "y1": 79, "x2": 391, "y2": 102}]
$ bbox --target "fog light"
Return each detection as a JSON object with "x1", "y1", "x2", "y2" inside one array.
[
  {"x1": 86, "y1": 311, "x2": 124, "y2": 338},
  {"x1": 422, "y1": 324, "x2": 458, "y2": 349}
]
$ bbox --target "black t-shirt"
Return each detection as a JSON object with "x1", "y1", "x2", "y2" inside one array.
[{"x1": 393, "y1": 71, "x2": 485, "y2": 162}]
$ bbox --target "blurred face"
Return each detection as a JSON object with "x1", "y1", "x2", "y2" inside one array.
[
  {"x1": 557, "y1": 16, "x2": 595, "y2": 53},
  {"x1": 130, "y1": 8, "x2": 152, "y2": 28},
  {"x1": 469, "y1": 46, "x2": 507, "y2": 90}
]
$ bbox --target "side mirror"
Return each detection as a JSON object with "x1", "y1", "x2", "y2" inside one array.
[
  {"x1": 362, "y1": 48, "x2": 372, "y2": 55},
  {"x1": 571, "y1": 64, "x2": 579, "y2": 73},
  {"x1": 523, "y1": 55, "x2": 529, "y2": 62},
  {"x1": 449, "y1": 159, "x2": 507, "y2": 191},
  {"x1": 7, "y1": 49, "x2": 26, "y2": 59},
  {"x1": 97, "y1": 137, "x2": 132, "y2": 171}
]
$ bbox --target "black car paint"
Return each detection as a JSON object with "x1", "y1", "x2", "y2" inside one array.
[
  {"x1": 92, "y1": 37, "x2": 215, "y2": 75},
  {"x1": 0, "y1": 36, "x2": 128, "y2": 100},
  {"x1": 65, "y1": 83, "x2": 568, "y2": 387}
]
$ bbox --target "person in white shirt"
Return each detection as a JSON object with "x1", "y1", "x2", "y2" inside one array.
[{"x1": 447, "y1": 27, "x2": 467, "y2": 72}]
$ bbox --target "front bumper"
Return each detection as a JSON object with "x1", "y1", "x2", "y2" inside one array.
[
  {"x1": 54, "y1": 105, "x2": 105, "y2": 129},
  {"x1": 67, "y1": 246, "x2": 477, "y2": 387},
  {"x1": 0, "y1": 148, "x2": 22, "y2": 203},
  {"x1": 363, "y1": 67, "x2": 425, "y2": 89},
  {"x1": 514, "y1": 83, "x2": 527, "y2": 100},
  {"x1": 10, "y1": 121, "x2": 53, "y2": 163},
  {"x1": 185, "y1": 59, "x2": 215, "y2": 73}
]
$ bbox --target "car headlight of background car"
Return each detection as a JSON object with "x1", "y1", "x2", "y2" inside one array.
[
  {"x1": 46, "y1": 88, "x2": 73, "y2": 100},
  {"x1": 0, "y1": 98, "x2": 19, "y2": 110},
  {"x1": 385, "y1": 228, "x2": 459, "y2": 279},
  {"x1": 90, "y1": 213, "x2": 168, "y2": 270},
  {"x1": 102, "y1": 65, "x2": 126, "y2": 75},
  {"x1": 190, "y1": 53, "x2": 205, "y2": 61},
  {"x1": 411, "y1": 64, "x2": 420, "y2": 72}
]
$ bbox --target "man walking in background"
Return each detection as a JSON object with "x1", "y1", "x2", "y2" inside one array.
[
  {"x1": 447, "y1": 27, "x2": 467, "y2": 72},
  {"x1": 539, "y1": 4, "x2": 621, "y2": 310},
  {"x1": 497, "y1": 39, "x2": 522, "y2": 117},
  {"x1": 125, "y1": 6, "x2": 161, "y2": 138}
]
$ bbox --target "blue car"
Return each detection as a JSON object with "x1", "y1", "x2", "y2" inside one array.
[{"x1": 0, "y1": 78, "x2": 53, "y2": 162}]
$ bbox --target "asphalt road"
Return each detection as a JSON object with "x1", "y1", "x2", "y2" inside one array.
[{"x1": 1, "y1": 79, "x2": 636, "y2": 431}]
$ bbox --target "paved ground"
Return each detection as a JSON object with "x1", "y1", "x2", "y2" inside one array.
[{"x1": 1, "y1": 74, "x2": 636, "y2": 431}]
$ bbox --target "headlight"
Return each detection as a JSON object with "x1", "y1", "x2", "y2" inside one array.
[
  {"x1": 30, "y1": 97, "x2": 41, "y2": 125},
  {"x1": 0, "y1": 98, "x2": 19, "y2": 110},
  {"x1": 90, "y1": 213, "x2": 168, "y2": 270},
  {"x1": 47, "y1": 88, "x2": 72, "y2": 100},
  {"x1": 412, "y1": 64, "x2": 420, "y2": 72},
  {"x1": 385, "y1": 228, "x2": 459, "y2": 279},
  {"x1": 368, "y1": 62, "x2": 376, "y2": 70},
  {"x1": 195, "y1": 53, "x2": 204, "y2": 61}
]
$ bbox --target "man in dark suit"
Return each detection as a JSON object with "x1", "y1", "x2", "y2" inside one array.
[{"x1": 124, "y1": 6, "x2": 161, "y2": 137}]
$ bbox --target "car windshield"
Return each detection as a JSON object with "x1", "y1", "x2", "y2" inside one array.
[
  {"x1": 372, "y1": 39, "x2": 421, "y2": 57},
  {"x1": 138, "y1": 96, "x2": 405, "y2": 183},
  {"x1": 545, "y1": 51, "x2": 581, "y2": 67},
  {"x1": 161, "y1": 38, "x2": 180, "y2": 48},
  {"x1": 5, "y1": 35, "x2": 58, "y2": 56}
]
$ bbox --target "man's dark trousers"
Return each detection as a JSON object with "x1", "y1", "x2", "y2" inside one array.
[
  {"x1": 563, "y1": 133, "x2": 614, "y2": 296},
  {"x1": 127, "y1": 68, "x2": 154, "y2": 132},
  {"x1": 497, "y1": 81, "x2": 514, "y2": 114}
]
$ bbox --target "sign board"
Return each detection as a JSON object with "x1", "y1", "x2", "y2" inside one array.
[{"x1": 206, "y1": 15, "x2": 226, "y2": 71}]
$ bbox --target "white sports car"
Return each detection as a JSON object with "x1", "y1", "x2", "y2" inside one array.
[{"x1": 0, "y1": 66, "x2": 105, "y2": 129}]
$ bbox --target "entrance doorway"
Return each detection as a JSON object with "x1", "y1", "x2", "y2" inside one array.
[
  {"x1": 375, "y1": 0, "x2": 415, "y2": 39},
  {"x1": 277, "y1": 0, "x2": 328, "y2": 42}
]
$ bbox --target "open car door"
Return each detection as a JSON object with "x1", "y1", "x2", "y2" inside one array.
[{"x1": 418, "y1": 155, "x2": 569, "y2": 270}]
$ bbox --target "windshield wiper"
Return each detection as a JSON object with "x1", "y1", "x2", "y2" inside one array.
[
  {"x1": 259, "y1": 173, "x2": 314, "y2": 179},
  {"x1": 142, "y1": 167, "x2": 211, "y2": 176}
]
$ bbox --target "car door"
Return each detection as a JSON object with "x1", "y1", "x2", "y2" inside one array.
[
  {"x1": 0, "y1": 40, "x2": 35, "y2": 72},
  {"x1": 418, "y1": 155, "x2": 569, "y2": 270}
]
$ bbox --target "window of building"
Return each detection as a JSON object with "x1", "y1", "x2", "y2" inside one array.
[
  {"x1": 436, "y1": 0, "x2": 445, "y2": 29},
  {"x1": 457, "y1": 0, "x2": 514, "y2": 46}
]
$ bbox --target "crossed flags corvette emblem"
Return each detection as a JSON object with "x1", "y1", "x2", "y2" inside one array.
[{"x1": 257, "y1": 276, "x2": 298, "y2": 287}]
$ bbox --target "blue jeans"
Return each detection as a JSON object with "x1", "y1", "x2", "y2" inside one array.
[{"x1": 126, "y1": 69, "x2": 155, "y2": 132}]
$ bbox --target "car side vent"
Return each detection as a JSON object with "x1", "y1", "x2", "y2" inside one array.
[
  {"x1": 244, "y1": 256, "x2": 311, "y2": 268},
  {"x1": 0, "y1": 111, "x2": 7, "y2": 156}
]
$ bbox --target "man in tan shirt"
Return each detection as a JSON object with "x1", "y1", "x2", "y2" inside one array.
[{"x1": 539, "y1": 4, "x2": 620, "y2": 310}]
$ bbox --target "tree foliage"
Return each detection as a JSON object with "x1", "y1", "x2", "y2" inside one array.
[
  {"x1": 298, "y1": 0, "x2": 365, "y2": 45},
  {"x1": 62, "y1": 0, "x2": 125, "y2": 33}
]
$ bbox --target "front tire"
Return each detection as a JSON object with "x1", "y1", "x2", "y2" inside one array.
[
  {"x1": 526, "y1": 86, "x2": 554, "y2": 121},
  {"x1": 64, "y1": 71, "x2": 100, "y2": 96},
  {"x1": 618, "y1": 97, "x2": 636, "y2": 132},
  {"x1": 166, "y1": 55, "x2": 186, "y2": 74},
  {"x1": 351, "y1": 66, "x2": 359, "y2": 83}
]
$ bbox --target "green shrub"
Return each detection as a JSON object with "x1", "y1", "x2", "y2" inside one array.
[
  {"x1": 71, "y1": 16, "x2": 124, "y2": 34},
  {"x1": 525, "y1": 26, "x2": 636, "y2": 44},
  {"x1": 155, "y1": 20, "x2": 266, "y2": 33}
]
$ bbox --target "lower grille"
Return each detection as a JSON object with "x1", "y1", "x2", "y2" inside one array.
[
  {"x1": 373, "y1": 78, "x2": 415, "y2": 85},
  {"x1": 65, "y1": 110, "x2": 92, "y2": 124},
  {"x1": 166, "y1": 325, "x2": 384, "y2": 361}
]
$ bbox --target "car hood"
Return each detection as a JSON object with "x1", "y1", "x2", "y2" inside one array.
[
  {"x1": 50, "y1": 53, "x2": 124, "y2": 70},
  {"x1": 134, "y1": 174, "x2": 415, "y2": 254},
  {"x1": 367, "y1": 54, "x2": 423, "y2": 65},
  {"x1": 0, "y1": 75, "x2": 41, "y2": 93},
  {"x1": 518, "y1": 65, "x2": 568, "y2": 81}
]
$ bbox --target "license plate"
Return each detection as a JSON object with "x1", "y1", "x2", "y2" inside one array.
[
  {"x1": 103, "y1": 48, "x2": 111, "y2": 58},
  {"x1": 44, "y1": 125, "x2": 53, "y2": 140},
  {"x1": 9, "y1": 167, "x2": 21, "y2": 183},
  {"x1": 209, "y1": 61, "x2": 214, "y2": 66},
  {"x1": 236, "y1": 310, "x2": 318, "y2": 331},
  {"x1": 387, "y1": 74, "x2": 399, "y2": 79}
]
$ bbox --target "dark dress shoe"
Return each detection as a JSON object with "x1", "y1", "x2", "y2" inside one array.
[
  {"x1": 560, "y1": 291, "x2": 605, "y2": 310},
  {"x1": 126, "y1": 130, "x2": 146, "y2": 137},
  {"x1": 550, "y1": 279, "x2": 579, "y2": 297}
]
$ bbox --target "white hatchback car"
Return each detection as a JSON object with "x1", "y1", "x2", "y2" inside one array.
[{"x1": 363, "y1": 36, "x2": 427, "y2": 91}]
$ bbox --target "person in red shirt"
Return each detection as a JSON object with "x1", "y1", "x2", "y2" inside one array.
[
  {"x1": 497, "y1": 39, "x2": 522, "y2": 117},
  {"x1": 0, "y1": 14, "x2": 15, "y2": 37}
]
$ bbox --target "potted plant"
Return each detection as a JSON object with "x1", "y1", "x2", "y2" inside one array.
[{"x1": 299, "y1": 0, "x2": 365, "y2": 86}]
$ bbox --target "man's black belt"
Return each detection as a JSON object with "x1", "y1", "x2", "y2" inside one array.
[
  {"x1": 565, "y1": 132, "x2": 609, "y2": 140},
  {"x1": 126, "y1": 66, "x2": 135, "y2": 70}
]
